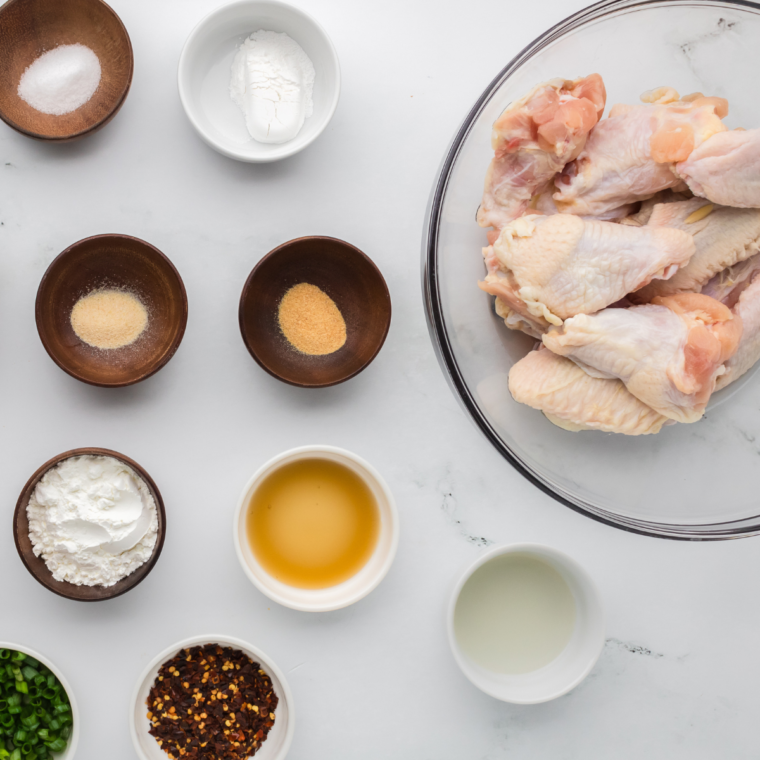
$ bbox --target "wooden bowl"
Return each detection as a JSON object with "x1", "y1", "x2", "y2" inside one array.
[
  {"x1": 13, "y1": 447, "x2": 166, "y2": 602},
  {"x1": 239, "y1": 236, "x2": 391, "y2": 387},
  {"x1": 0, "y1": 0, "x2": 133, "y2": 141},
  {"x1": 36, "y1": 234, "x2": 188, "y2": 387}
]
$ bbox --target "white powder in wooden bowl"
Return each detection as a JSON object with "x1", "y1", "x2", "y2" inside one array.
[
  {"x1": 70, "y1": 289, "x2": 148, "y2": 350},
  {"x1": 27, "y1": 454, "x2": 158, "y2": 587},
  {"x1": 18, "y1": 44, "x2": 101, "y2": 116}
]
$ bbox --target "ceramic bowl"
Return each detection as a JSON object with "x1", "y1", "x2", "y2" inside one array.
[
  {"x1": 13, "y1": 447, "x2": 167, "y2": 602},
  {"x1": 239, "y1": 236, "x2": 391, "y2": 387},
  {"x1": 448, "y1": 543, "x2": 604, "y2": 704},
  {"x1": 0, "y1": 642, "x2": 79, "y2": 759},
  {"x1": 35, "y1": 234, "x2": 188, "y2": 388},
  {"x1": 0, "y1": 0, "x2": 133, "y2": 141},
  {"x1": 234, "y1": 446, "x2": 399, "y2": 611},
  {"x1": 178, "y1": 0, "x2": 340, "y2": 162},
  {"x1": 130, "y1": 634, "x2": 294, "y2": 760}
]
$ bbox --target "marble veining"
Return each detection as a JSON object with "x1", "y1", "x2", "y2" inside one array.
[
  {"x1": 605, "y1": 637, "x2": 665, "y2": 659},
  {"x1": 438, "y1": 466, "x2": 495, "y2": 547},
  {"x1": 679, "y1": 17, "x2": 738, "y2": 60}
]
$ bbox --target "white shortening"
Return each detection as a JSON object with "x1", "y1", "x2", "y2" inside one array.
[{"x1": 229, "y1": 30, "x2": 316, "y2": 144}]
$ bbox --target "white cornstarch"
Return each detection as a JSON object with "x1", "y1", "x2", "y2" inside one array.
[
  {"x1": 18, "y1": 44, "x2": 101, "y2": 116},
  {"x1": 229, "y1": 30, "x2": 316, "y2": 144},
  {"x1": 27, "y1": 455, "x2": 158, "y2": 587}
]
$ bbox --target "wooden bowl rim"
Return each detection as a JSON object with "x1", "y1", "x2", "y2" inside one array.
[
  {"x1": 0, "y1": 0, "x2": 134, "y2": 141},
  {"x1": 35, "y1": 233, "x2": 189, "y2": 388},
  {"x1": 238, "y1": 235, "x2": 392, "y2": 388},
  {"x1": 13, "y1": 447, "x2": 167, "y2": 602}
]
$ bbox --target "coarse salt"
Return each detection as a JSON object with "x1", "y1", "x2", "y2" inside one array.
[{"x1": 18, "y1": 43, "x2": 101, "y2": 116}]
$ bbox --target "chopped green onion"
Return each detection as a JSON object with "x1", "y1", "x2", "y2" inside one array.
[{"x1": 0, "y1": 652, "x2": 72, "y2": 758}]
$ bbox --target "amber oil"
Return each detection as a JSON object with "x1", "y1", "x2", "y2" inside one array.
[{"x1": 247, "y1": 458, "x2": 380, "y2": 589}]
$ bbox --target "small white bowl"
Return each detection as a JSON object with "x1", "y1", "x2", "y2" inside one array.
[
  {"x1": 234, "y1": 445, "x2": 399, "y2": 612},
  {"x1": 447, "y1": 544, "x2": 605, "y2": 704},
  {"x1": 178, "y1": 0, "x2": 340, "y2": 162},
  {"x1": 130, "y1": 634, "x2": 294, "y2": 760},
  {"x1": 0, "y1": 642, "x2": 79, "y2": 760}
]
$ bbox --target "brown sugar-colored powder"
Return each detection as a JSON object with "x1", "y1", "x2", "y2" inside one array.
[
  {"x1": 277, "y1": 283, "x2": 346, "y2": 356},
  {"x1": 70, "y1": 288, "x2": 148, "y2": 349}
]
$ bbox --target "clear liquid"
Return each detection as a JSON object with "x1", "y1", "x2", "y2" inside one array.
[{"x1": 454, "y1": 554, "x2": 576, "y2": 674}]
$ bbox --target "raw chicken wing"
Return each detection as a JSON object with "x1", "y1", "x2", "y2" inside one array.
[
  {"x1": 553, "y1": 90, "x2": 727, "y2": 217},
  {"x1": 478, "y1": 213, "x2": 695, "y2": 332},
  {"x1": 700, "y1": 255, "x2": 760, "y2": 390},
  {"x1": 701, "y1": 251, "x2": 760, "y2": 306},
  {"x1": 716, "y1": 274, "x2": 760, "y2": 390},
  {"x1": 542, "y1": 294, "x2": 742, "y2": 423},
  {"x1": 633, "y1": 199, "x2": 760, "y2": 301},
  {"x1": 676, "y1": 128, "x2": 760, "y2": 207},
  {"x1": 477, "y1": 74, "x2": 606, "y2": 232},
  {"x1": 493, "y1": 296, "x2": 545, "y2": 339},
  {"x1": 509, "y1": 348, "x2": 669, "y2": 434},
  {"x1": 618, "y1": 189, "x2": 693, "y2": 226}
]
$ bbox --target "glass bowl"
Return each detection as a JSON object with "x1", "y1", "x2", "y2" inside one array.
[{"x1": 423, "y1": 0, "x2": 760, "y2": 539}]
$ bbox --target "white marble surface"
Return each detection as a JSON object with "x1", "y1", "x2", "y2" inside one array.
[{"x1": 0, "y1": 0, "x2": 758, "y2": 758}]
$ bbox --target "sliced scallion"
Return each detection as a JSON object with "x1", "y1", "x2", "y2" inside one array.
[{"x1": 0, "y1": 653, "x2": 72, "y2": 757}]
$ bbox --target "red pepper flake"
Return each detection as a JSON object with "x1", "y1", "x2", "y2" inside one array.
[{"x1": 147, "y1": 644, "x2": 278, "y2": 760}]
